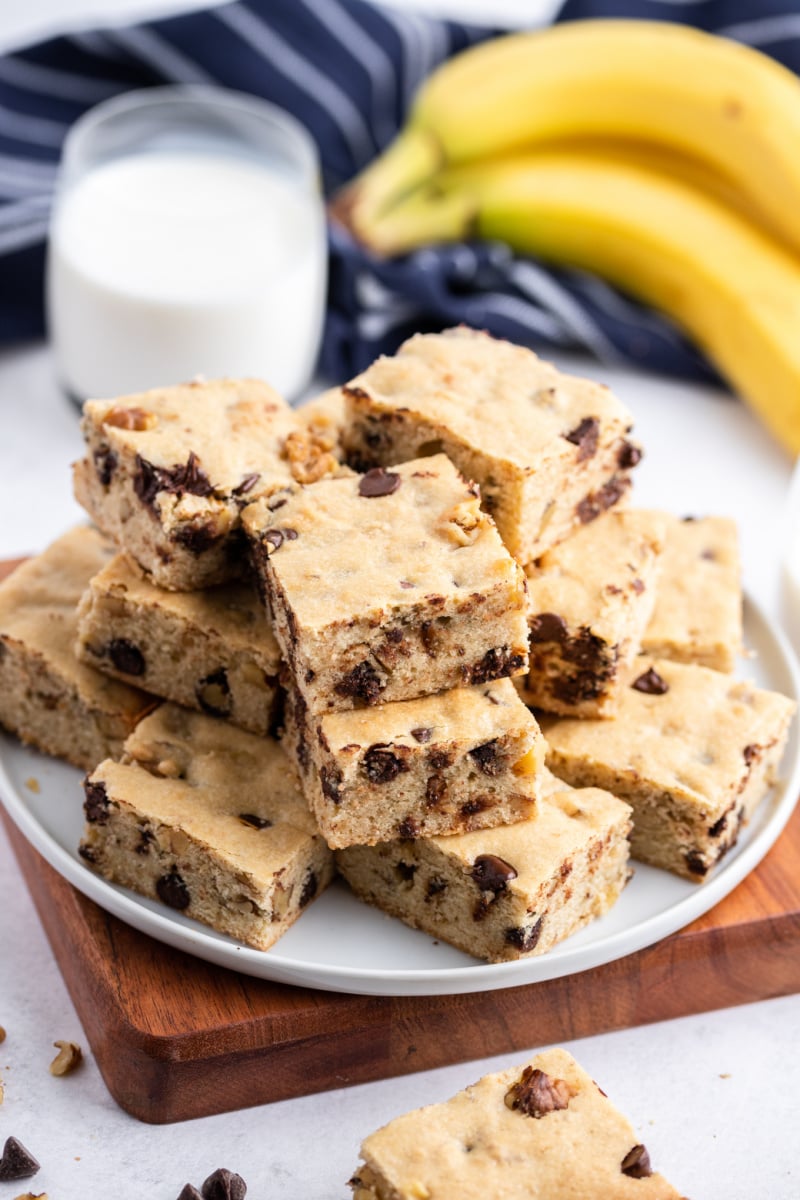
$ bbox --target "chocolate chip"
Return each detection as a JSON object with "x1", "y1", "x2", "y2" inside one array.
[
  {"x1": 396, "y1": 860, "x2": 417, "y2": 882},
  {"x1": 461, "y1": 797, "x2": 488, "y2": 816},
  {"x1": 283, "y1": 528, "x2": 299, "y2": 540},
  {"x1": 420, "y1": 620, "x2": 438, "y2": 657},
  {"x1": 469, "y1": 740, "x2": 501, "y2": 776},
  {"x1": 429, "y1": 749, "x2": 452, "y2": 770},
  {"x1": 201, "y1": 1168, "x2": 247, "y2": 1200},
  {"x1": 196, "y1": 668, "x2": 232, "y2": 717},
  {"x1": 83, "y1": 778, "x2": 110, "y2": 825},
  {"x1": 0, "y1": 1136, "x2": 40, "y2": 1181},
  {"x1": 136, "y1": 828, "x2": 155, "y2": 855},
  {"x1": 334, "y1": 660, "x2": 384, "y2": 704},
  {"x1": 529, "y1": 612, "x2": 568, "y2": 643},
  {"x1": 232, "y1": 472, "x2": 260, "y2": 497},
  {"x1": 364, "y1": 745, "x2": 407, "y2": 784},
  {"x1": 563, "y1": 416, "x2": 599, "y2": 462},
  {"x1": 78, "y1": 843, "x2": 98, "y2": 863},
  {"x1": 426, "y1": 876, "x2": 447, "y2": 899},
  {"x1": 411, "y1": 727, "x2": 432, "y2": 743},
  {"x1": 358, "y1": 468, "x2": 401, "y2": 497},
  {"x1": 743, "y1": 743, "x2": 759, "y2": 765},
  {"x1": 471, "y1": 854, "x2": 518, "y2": 893},
  {"x1": 504, "y1": 1068, "x2": 572, "y2": 1118},
  {"x1": 621, "y1": 1145, "x2": 652, "y2": 1179},
  {"x1": 263, "y1": 529, "x2": 284, "y2": 551},
  {"x1": 426, "y1": 775, "x2": 446, "y2": 807},
  {"x1": 177, "y1": 1187, "x2": 203, "y2": 1200},
  {"x1": 399, "y1": 580, "x2": 415, "y2": 589},
  {"x1": 617, "y1": 440, "x2": 642, "y2": 469},
  {"x1": 701, "y1": 548, "x2": 717, "y2": 561},
  {"x1": 708, "y1": 811, "x2": 728, "y2": 838},
  {"x1": 632, "y1": 667, "x2": 669, "y2": 695},
  {"x1": 134, "y1": 451, "x2": 213, "y2": 510},
  {"x1": 631, "y1": 578, "x2": 645, "y2": 594},
  {"x1": 238, "y1": 814, "x2": 272, "y2": 829},
  {"x1": 320, "y1": 765, "x2": 343, "y2": 803},
  {"x1": 398, "y1": 817, "x2": 420, "y2": 839},
  {"x1": 156, "y1": 869, "x2": 191, "y2": 910},
  {"x1": 93, "y1": 445, "x2": 117, "y2": 487},
  {"x1": 299, "y1": 871, "x2": 317, "y2": 908},
  {"x1": 576, "y1": 474, "x2": 629, "y2": 524},
  {"x1": 385, "y1": 628, "x2": 404, "y2": 644},
  {"x1": 174, "y1": 520, "x2": 221, "y2": 555},
  {"x1": 108, "y1": 637, "x2": 145, "y2": 677},
  {"x1": 685, "y1": 851, "x2": 709, "y2": 877},
  {"x1": 505, "y1": 918, "x2": 543, "y2": 953},
  {"x1": 464, "y1": 646, "x2": 525, "y2": 686}
]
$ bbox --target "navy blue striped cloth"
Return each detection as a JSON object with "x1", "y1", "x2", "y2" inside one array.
[{"x1": 1, "y1": 0, "x2": 799, "y2": 383}]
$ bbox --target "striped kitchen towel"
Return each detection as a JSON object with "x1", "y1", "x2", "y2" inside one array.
[{"x1": 1, "y1": 0, "x2": 798, "y2": 383}]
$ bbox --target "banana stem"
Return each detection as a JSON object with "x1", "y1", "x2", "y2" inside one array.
[
  {"x1": 333, "y1": 128, "x2": 442, "y2": 236},
  {"x1": 357, "y1": 187, "x2": 477, "y2": 256}
]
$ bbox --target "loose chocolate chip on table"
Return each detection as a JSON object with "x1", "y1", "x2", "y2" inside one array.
[
  {"x1": 529, "y1": 612, "x2": 568, "y2": 643},
  {"x1": 358, "y1": 467, "x2": 401, "y2": 498},
  {"x1": 617, "y1": 440, "x2": 642, "y2": 469},
  {"x1": 299, "y1": 871, "x2": 318, "y2": 908},
  {"x1": 177, "y1": 1186, "x2": 203, "y2": 1200},
  {"x1": 231, "y1": 472, "x2": 261, "y2": 497},
  {"x1": 238, "y1": 813, "x2": 272, "y2": 829},
  {"x1": 470, "y1": 854, "x2": 518, "y2": 893},
  {"x1": 631, "y1": 666, "x2": 669, "y2": 695},
  {"x1": 364, "y1": 745, "x2": 407, "y2": 784},
  {"x1": 201, "y1": 1167, "x2": 247, "y2": 1200},
  {"x1": 505, "y1": 918, "x2": 543, "y2": 953},
  {"x1": 108, "y1": 637, "x2": 145, "y2": 677},
  {"x1": 469, "y1": 740, "x2": 501, "y2": 776},
  {"x1": 621, "y1": 1144, "x2": 653, "y2": 1178},
  {"x1": 411, "y1": 727, "x2": 432, "y2": 743},
  {"x1": 563, "y1": 416, "x2": 600, "y2": 462},
  {"x1": 83, "y1": 779, "x2": 110, "y2": 825},
  {"x1": 196, "y1": 668, "x2": 232, "y2": 717},
  {"x1": 0, "y1": 1136, "x2": 40, "y2": 1182},
  {"x1": 504, "y1": 1067, "x2": 572, "y2": 1118},
  {"x1": 156, "y1": 869, "x2": 191, "y2": 911}
]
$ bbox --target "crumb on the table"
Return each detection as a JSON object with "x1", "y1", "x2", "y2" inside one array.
[{"x1": 24, "y1": 778, "x2": 40, "y2": 794}]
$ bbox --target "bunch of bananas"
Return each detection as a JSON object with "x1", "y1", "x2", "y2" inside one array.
[{"x1": 335, "y1": 20, "x2": 800, "y2": 454}]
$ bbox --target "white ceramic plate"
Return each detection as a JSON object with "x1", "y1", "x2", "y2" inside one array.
[{"x1": 1, "y1": 594, "x2": 798, "y2": 997}]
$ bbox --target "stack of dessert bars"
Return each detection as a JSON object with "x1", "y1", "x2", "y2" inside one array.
[{"x1": 0, "y1": 330, "x2": 793, "y2": 961}]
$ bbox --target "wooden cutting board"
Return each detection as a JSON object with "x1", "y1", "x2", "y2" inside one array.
[{"x1": 2, "y1": 557, "x2": 800, "y2": 1124}]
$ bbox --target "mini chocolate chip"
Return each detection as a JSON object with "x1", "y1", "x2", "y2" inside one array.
[
  {"x1": 632, "y1": 667, "x2": 669, "y2": 695},
  {"x1": 708, "y1": 812, "x2": 728, "y2": 838},
  {"x1": 505, "y1": 918, "x2": 543, "y2": 953},
  {"x1": 685, "y1": 851, "x2": 709, "y2": 877},
  {"x1": 529, "y1": 612, "x2": 568, "y2": 643},
  {"x1": 426, "y1": 775, "x2": 446, "y2": 807},
  {"x1": 78, "y1": 843, "x2": 98, "y2": 863},
  {"x1": 177, "y1": 1186, "x2": 203, "y2": 1200},
  {"x1": 201, "y1": 1168, "x2": 247, "y2": 1200},
  {"x1": 320, "y1": 765, "x2": 343, "y2": 803},
  {"x1": 263, "y1": 529, "x2": 284, "y2": 551},
  {"x1": 504, "y1": 1067, "x2": 572, "y2": 1118},
  {"x1": 174, "y1": 521, "x2": 220, "y2": 555},
  {"x1": 461, "y1": 797, "x2": 487, "y2": 816},
  {"x1": 334, "y1": 660, "x2": 384, "y2": 704},
  {"x1": 364, "y1": 745, "x2": 407, "y2": 784},
  {"x1": 743, "y1": 743, "x2": 759, "y2": 765},
  {"x1": 84, "y1": 779, "x2": 110, "y2": 825},
  {"x1": 136, "y1": 828, "x2": 155, "y2": 855},
  {"x1": 396, "y1": 860, "x2": 417, "y2": 882},
  {"x1": 563, "y1": 416, "x2": 599, "y2": 462},
  {"x1": 701, "y1": 548, "x2": 717, "y2": 561},
  {"x1": 385, "y1": 628, "x2": 404, "y2": 644},
  {"x1": 420, "y1": 620, "x2": 438, "y2": 657},
  {"x1": 398, "y1": 817, "x2": 420, "y2": 839},
  {"x1": 399, "y1": 580, "x2": 415, "y2": 589},
  {"x1": 283, "y1": 528, "x2": 299, "y2": 540},
  {"x1": 196, "y1": 668, "x2": 232, "y2": 717},
  {"x1": 617, "y1": 440, "x2": 642, "y2": 469},
  {"x1": 426, "y1": 876, "x2": 447, "y2": 899},
  {"x1": 156, "y1": 869, "x2": 191, "y2": 911},
  {"x1": 232, "y1": 472, "x2": 260, "y2": 497},
  {"x1": 93, "y1": 445, "x2": 117, "y2": 487},
  {"x1": 471, "y1": 854, "x2": 518, "y2": 893},
  {"x1": 429, "y1": 749, "x2": 452, "y2": 770},
  {"x1": 621, "y1": 1145, "x2": 652, "y2": 1179},
  {"x1": 358, "y1": 467, "x2": 401, "y2": 497},
  {"x1": 411, "y1": 727, "x2": 433, "y2": 743},
  {"x1": 299, "y1": 871, "x2": 317, "y2": 908},
  {"x1": 469, "y1": 740, "x2": 501, "y2": 776},
  {"x1": 0, "y1": 1136, "x2": 40, "y2": 1181},
  {"x1": 631, "y1": 578, "x2": 645, "y2": 594},
  {"x1": 464, "y1": 646, "x2": 525, "y2": 686},
  {"x1": 239, "y1": 813, "x2": 272, "y2": 829},
  {"x1": 576, "y1": 475, "x2": 629, "y2": 524},
  {"x1": 108, "y1": 637, "x2": 145, "y2": 677}
]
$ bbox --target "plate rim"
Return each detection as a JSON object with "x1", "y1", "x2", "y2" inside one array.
[{"x1": 1, "y1": 591, "x2": 799, "y2": 997}]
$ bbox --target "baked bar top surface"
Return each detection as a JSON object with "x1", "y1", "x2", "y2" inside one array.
[
  {"x1": 243, "y1": 453, "x2": 526, "y2": 629},
  {"x1": 356, "y1": 1047, "x2": 683, "y2": 1199},
  {"x1": 319, "y1": 677, "x2": 537, "y2": 755},
  {"x1": 82, "y1": 377, "x2": 300, "y2": 498},
  {"x1": 543, "y1": 658, "x2": 796, "y2": 812},
  {"x1": 345, "y1": 327, "x2": 632, "y2": 469},
  {"x1": 86, "y1": 552, "x2": 280, "y2": 665},
  {"x1": 525, "y1": 509, "x2": 665, "y2": 639},
  {"x1": 93, "y1": 705, "x2": 319, "y2": 870},
  {"x1": 424, "y1": 769, "x2": 631, "y2": 893},
  {"x1": 0, "y1": 525, "x2": 151, "y2": 713}
]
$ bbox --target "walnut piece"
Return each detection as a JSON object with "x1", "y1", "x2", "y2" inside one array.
[
  {"x1": 49, "y1": 1040, "x2": 83, "y2": 1077},
  {"x1": 504, "y1": 1066, "x2": 573, "y2": 1118},
  {"x1": 103, "y1": 405, "x2": 158, "y2": 431},
  {"x1": 284, "y1": 429, "x2": 338, "y2": 485}
]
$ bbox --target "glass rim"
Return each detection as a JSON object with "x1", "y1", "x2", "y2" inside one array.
[{"x1": 61, "y1": 83, "x2": 320, "y2": 184}]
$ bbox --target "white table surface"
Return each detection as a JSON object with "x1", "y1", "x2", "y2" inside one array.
[{"x1": 1, "y1": 3, "x2": 800, "y2": 1199}]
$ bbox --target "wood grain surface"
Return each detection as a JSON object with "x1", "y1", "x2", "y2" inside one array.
[{"x1": 2, "y1": 556, "x2": 799, "y2": 1124}]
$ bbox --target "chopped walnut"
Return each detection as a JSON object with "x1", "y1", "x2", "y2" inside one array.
[
  {"x1": 440, "y1": 499, "x2": 482, "y2": 546},
  {"x1": 284, "y1": 429, "x2": 338, "y2": 484},
  {"x1": 49, "y1": 1040, "x2": 83, "y2": 1077},
  {"x1": 504, "y1": 1066, "x2": 573, "y2": 1117},
  {"x1": 103, "y1": 405, "x2": 158, "y2": 431}
]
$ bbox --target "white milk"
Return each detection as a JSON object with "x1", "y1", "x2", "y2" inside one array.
[{"x1": 47, "y1": 150, "x2": 326, "y2": 400}]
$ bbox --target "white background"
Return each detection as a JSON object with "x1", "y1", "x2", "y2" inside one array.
[{"x1": 1, "y1": 3, "x2": 799, "y2": 1199}]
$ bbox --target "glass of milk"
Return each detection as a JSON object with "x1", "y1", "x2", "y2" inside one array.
[{"x1": 47, "y1": 86, "x2": 327, "y2": 402}]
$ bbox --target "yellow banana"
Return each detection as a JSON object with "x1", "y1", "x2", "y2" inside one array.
[
  {"x1": 341, "y1": 20, "x2": 800, "y2": 257},
  {"x1": 361, "y1": 153, "x2": 800, "y2": 454}
]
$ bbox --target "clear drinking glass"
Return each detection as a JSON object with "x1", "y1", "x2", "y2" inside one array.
[{"x1": 47, "y1": 85, "x2": 327, "y2": 402}]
